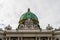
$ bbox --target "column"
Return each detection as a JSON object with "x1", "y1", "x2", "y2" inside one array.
[
  {"x1": 39, "y1": 37, "x2": 40, "y2": 40},
  {"x1": 51, "y1": 37, "x2": 52, "y2": 40},
  {"x1": 6, "y1": 37, "x2": 7, "y2": 40},
  {"x1": 9, "y1": 37, "x2": 10, "y2": 40},
  {"x1": 36, "y1": 37, "x2": 37, "y2": 40},
  {"x1": 21, "y1": 37, "x2": 23, "y2": 40},
  {"x1": 18, "y1": 37, "x2": 19, "y2": 40},
  {"x1": 48, "y1": 37, "x2": 49, "y2": 40}
]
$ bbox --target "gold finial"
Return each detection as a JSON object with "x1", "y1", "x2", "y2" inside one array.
[{"x1": 28, "y1": 8, "x2": 30, "y2": 12}]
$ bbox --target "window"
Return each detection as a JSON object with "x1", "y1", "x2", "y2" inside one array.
[
  {"x1": 43, "y1": 39, "x2": 45, "y2": 40},
  {"x1": 0, "y1": 39, "x2": 2, "y2": 40},
  {"x1": 56, "y1": 38, "x2": 59, "y2": 40}
]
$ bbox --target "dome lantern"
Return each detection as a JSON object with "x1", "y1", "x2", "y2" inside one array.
[{"x1": 28, "y1": 8, "x2": 30, "y2": 12}]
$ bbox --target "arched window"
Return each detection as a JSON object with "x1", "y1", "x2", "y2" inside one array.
[{"x1": 56, "y1": 38, "x2": 59, "y2": 40}]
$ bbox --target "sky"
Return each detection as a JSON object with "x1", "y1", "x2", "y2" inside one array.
[{"x1": 0, "y1": 0, "x2": 60, "y2": 29}]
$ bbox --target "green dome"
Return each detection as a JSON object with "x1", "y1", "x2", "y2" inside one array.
[{"x1": 20, "y1": 8, "x2": 38, "y2": 21}]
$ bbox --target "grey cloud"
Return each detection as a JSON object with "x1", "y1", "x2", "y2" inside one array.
[{"x1": 0, "y1": 0, "x2": 60, "y2": 29}]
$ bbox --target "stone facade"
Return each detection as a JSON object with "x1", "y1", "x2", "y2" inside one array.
[{"x1": 0, "y1": 28, "x2": 60, "y2": 40}]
